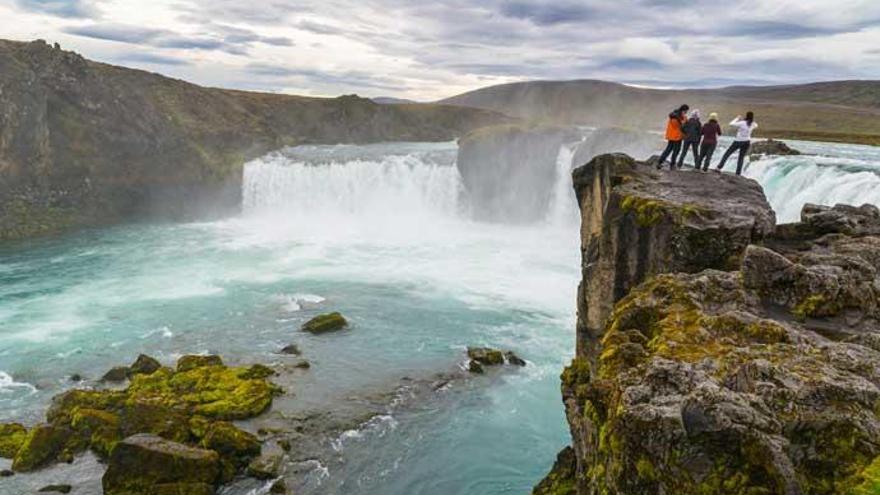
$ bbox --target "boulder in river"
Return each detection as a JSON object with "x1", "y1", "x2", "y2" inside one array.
[
  {"x1": 279, "y1": 344, "x2": 301, "y2": 355},
  {"x1": 102, "y1": 434, "x2": 220, "y2": 495},
  {"x1": 302, "y1": 312, "x2": 348, "y2": 334},
  {"x1": 100, "y1": 366, "x2": 130, "y2": 383},
  {"x1": 749, "y1": 138, "x2": 801, "y2": 157},
  {"x1": 467, "y1": 347, "x2": 527, "y2": 373},
  {"x1": 0, "y1": 422, "x2": 27, "y2": 458}
]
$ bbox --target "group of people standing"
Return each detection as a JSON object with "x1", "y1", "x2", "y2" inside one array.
[{"x1": 657, "y1": 104, "x2": 758, "y2": 175}]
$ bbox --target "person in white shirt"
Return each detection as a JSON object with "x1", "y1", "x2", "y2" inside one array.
[{"x1": 715, "y1": 111, "x2": 757, "y2": 175}]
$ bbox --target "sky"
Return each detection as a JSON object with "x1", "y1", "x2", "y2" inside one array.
[{"x1": 2, "y1": 0, "x2": 880, "y2": 101}]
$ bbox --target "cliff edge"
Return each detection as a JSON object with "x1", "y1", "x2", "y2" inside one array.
[
  {"x1": 536, "y1": 154, "x2": 880, "y2": 494},
  {"x1": 0, "y1": 39, "x2": 506, "y2": 241}
]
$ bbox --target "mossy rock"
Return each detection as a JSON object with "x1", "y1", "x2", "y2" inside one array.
[
  {"x1": 12, "y1": 424, "x2": 70, "y2": 472},
  {"x1": 177, "y1": 355, "x2": 224, "y2": 372},
  {"x1": 102, "y1": 434, "x2": 220, "y2": 495},
  {"x1": 130, "y1": 354, "x2": 162, "y2": 376},
  {"x1": 101, "y1": 366, "x2": 131, "y2": 383},
  {"x1": 467, "y1": 347, "x2": 505, "y2": 366},
  {"x1": 0, "y1": 423, "x2": 27, "y2": 458},
  {"x1": 302, "y1": 312, "x2": 348, "y2": 334},
  {"x1": 532, "y1": 446, "x2": 577, "y2": 495},
  {"x1": 14, "y1": 356, "x2": 279, "y2": 475},
  {"x1": 201, "y1": 421, "x2": 260, "y2": 464}
]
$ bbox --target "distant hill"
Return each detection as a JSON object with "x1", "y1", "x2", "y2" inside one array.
[
  {"x1": 0, "y1": 39, "x2": 508, "y2": 241},
  {"x1": 440, "y1": 79, "x2": 880, "y2": 145},
  {"x1": 371, "y1": 96, "x2": 420, "y2": 105}
]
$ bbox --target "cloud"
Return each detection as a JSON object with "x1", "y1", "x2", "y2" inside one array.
[
  {"x1": 63, "y1": 24, "x2": 166, "y2": 44},
  {"x1": 9, "y1": 0, "x2": 880, "y2": 99},
  {"x1": 14, "y1": 0, "x2": 98, "y2": 18},
  {"x1": 498, "y1": 1, "x2": 597, "y2": 26},
  {"x1": 116, "y1": 52, "x2": 192, "y2": 66}
]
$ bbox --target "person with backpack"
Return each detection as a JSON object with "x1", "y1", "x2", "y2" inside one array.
[
  {"x1": 677, "y1": 109, "x2": 703, "y2": 169},
  {"x1": 697, "y1": 112, "x2": 722, "y2": 171},
  {"x1": 656, "y1": 104, "x2": 689, "y2": 170},
  {"x1": 716, "y1": 111, "x2": 758, "y2": 175}
]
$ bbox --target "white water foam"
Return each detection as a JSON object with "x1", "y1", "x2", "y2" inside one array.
[
  {"x1": 746, "y1": 154, "x2": 880, "y2": 223},
  {"x1": 0, "y1": 371, "x2": 36, "y2": 395}
]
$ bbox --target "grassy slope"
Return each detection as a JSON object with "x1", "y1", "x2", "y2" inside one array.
[{"x1": 441, "y1": 80, "x2": 880, "y2": 145}]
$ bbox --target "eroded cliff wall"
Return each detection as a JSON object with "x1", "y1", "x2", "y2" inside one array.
[{"x1": 536, "y1": 154, "x2": 880, "y2": 494}]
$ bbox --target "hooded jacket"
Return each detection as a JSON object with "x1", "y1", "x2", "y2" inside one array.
[
  {"x1": 682, "y1": 117, "x2": 702, "y2": 143},
  {"x1": 664, "y1": 110, "x2": 687, "y2": 141}
]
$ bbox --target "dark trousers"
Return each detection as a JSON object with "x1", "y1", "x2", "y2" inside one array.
[
  {"x1": 717, "y1": 141, "x2": 751, "y2": 175},
  {"x1": 657, "y1": 140, "x2": 682, "y2": 169},
  {"x1": 677, "y1": 141, "x2": 700, "y2": 168},
  {"x1": 698, "y1": 142, "x2": 717, "y2": 171}
]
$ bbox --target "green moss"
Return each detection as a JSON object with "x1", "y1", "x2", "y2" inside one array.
[
  {"x1": 620, "y1": 195, "x2": 669, "y2": 227},
  {"x1": 9, "y1": 357, "x2": 278, "y2": 474},
  {"x1": 177, "y1": 355, "x2": 223, "y2": 372},
  {"x1": 0, "y1": 199, "x2": 81, "y2": 242},
  {"x1": 792, "y1": 294, "x2": 840, "y2": 321},
  {"x1": 636, "y1": 457, "x2": 658, "y2": 482},
  {"x1": 12, "y1": 424, "x2": 70, "y2": 472},
  {"x1": 846, "y1": 456, "x2": 880, "y2": 494},
  {"x1": 0, "y1": 423, "x2": 27, "y2": 458},
  {"x1": 302, "y1": 312, "x2": 348, "y2": 334}
]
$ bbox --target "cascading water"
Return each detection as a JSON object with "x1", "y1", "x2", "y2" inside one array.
[{"x1": 744, "y1": 140, "x2": 880, "y2": 223}]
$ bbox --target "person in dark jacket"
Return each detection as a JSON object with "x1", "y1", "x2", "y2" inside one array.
[
  {"x1": 697, "y1": 112, "x2": 722, "y2": 171},
  {"x1": 677, "y1": 109, "x2": 702, "y2": 169},
  {"x1": 656, "y1": 104, "x2": 689, "y2": 170}
]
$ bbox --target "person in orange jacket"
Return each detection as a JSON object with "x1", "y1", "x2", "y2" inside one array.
[{"x1": 656, "y1": 104, "x2": 689, "y2": 170}]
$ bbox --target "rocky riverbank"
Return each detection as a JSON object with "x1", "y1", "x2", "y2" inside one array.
[
  {"x1": 0, "y1": 39, "x2": 508, "y2": 242},
  {"x1": 536, "y1": 153, "x2": 880, "y2": 494}
]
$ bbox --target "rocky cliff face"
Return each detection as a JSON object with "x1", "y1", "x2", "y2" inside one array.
[
  {"x1": 536, "y1": 154, "x2": 880, "y2": 494},
  {"x1": 456, "y1": 124, "x2": 579, "y2": 223},
  {"x1": 0, "y1": 39, "x2": 506, "y2": 241}
]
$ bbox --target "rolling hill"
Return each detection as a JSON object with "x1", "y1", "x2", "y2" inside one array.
[{"x1": 440, "y1": 79, "x2": 880, "y2": 145}]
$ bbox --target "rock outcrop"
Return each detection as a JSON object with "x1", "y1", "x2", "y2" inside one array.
[
  {"x1": 0, "y1": 39, "x2": 508, "y2": 241},
  {"x1": 302, "y1": 312, "x2": 348, "y2": 334},
  {"x1": 749, "y1": 139, "x2": 801, "y2": 157},
  {"x1": 456, "y1": 124, "x2": 580, "y2": 223},
  {"x1": 536, "y1": 153, "x2": 880, "y2": 494}
]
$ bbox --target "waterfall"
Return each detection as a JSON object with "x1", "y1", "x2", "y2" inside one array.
[
  {"x1": 745, "y1": 151, "x2": 880, "y2": 223},
  {"x1": 547, "y1": 142, "x2": 581, "y2": 227}
]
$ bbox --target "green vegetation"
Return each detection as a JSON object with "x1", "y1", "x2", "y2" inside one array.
[{"x1": 0, "y1": 354, "x2": 280, "y2": 477}]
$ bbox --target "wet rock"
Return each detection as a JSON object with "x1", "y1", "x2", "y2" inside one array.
[
  {"x1": 468, "y1": 361, "x2": 485, "y2": 374},
  {"x1": 294, "y1": 360, "x2": 311, "y2": 369},
  {"x1": 201, "y1": 421, "x2": 261, "y2": 477},
  {"x1": 177, "y1": 354, "x2": 224, "y2": 372},
  {"x1": 302, "y1": 312, "x2": 348, "y2": 334},
  {"x1": 270, "y1": 479, "x2": 289, "y2": 494},
  {"x1": 749, "y1": 139, "x2": 801, "y2": 157},
  {"x1": 0, "y1": 469, "x2": 14, "y2": 477},
  {"x1": 279, "y1": 344, "x2": 301, "y2": 355},
  {"x1": 467, "y1": 347, "x2": 504, "y2": 366},
  {"x1": 100, "y1": 366, "x2": 130, "y2": 383},
  {"x1": 247, "y1": 452, "x2": 283, "y2": 480},
  {"x1": 504, "y1": 351, "x2": 527, "y2": 366},
  {"x1": 278, "y1": 439, "x2": 292, "y2": 452},
  {"x1": 102, "y1": 434, "x2": 220, "y2": 495},
  {"x1": 38, "y1": 484, "x2": 72, "y2": 493},
  {"x1": 0, "y1": 422, "x2": 27, "y2": 458},
  {"x1": 129, "y1": 354, "x2": 162, "y2": 376},
  {"x1": 69, "y1": 374, "x2": 83, "y2": 382}
]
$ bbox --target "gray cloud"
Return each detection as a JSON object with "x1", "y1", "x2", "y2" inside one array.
[
  {"x1": 499, "y1": 1, "x2": 597, "y2": 26},
  {"x1": 14, "y1": 0, "x2": 98, "y2": 18},
  {"x1": 63, "y1": 24, "x2": 166, "y2": 44},
  {"x1": 116, "y1": 52, "x2": 193, "y2": 66}
]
